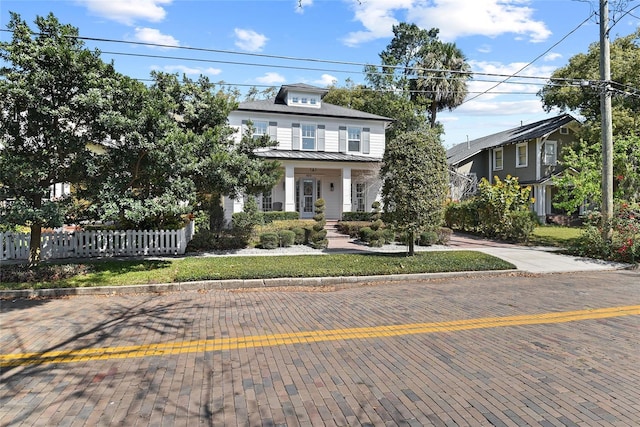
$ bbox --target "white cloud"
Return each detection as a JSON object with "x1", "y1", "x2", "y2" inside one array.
[
  {"x1": 152, "y1": 65, "x2": 222, "y2": 76},
  {"x1": 467, "y1": 60, "x2": 555, "y2": 99},
  {"x1": 295, "y1": 0, "x2": 314, "y2": 14},
  {"x1": 543, "y1": 52, "x2": 563, "y2": 62},
  {"x1": 343, "y1": 0, "x2": 551, "y2": 46},
  {"x1": 477, "y1": 44, "x2": 492, "y2": 54},
  {"x1": 234, "y1": 29, "x2": 268, "y2": 52},
  {"x1": 456, "y1": 99, "x2": 545, "y2": 116},
  {"x1": 313, "y1": 74, "x2": 338, "y2": 87},
  {"x1": 134, "y1": 28, "x2": 179, "y2": 47},
  {"x1": 77, "y1": 0, "x2": 172, "y2": 25},
  {"x1": 256, "y1": 72, "x2": 286, "y2": 84}
]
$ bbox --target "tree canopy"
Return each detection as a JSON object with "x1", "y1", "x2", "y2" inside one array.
[
  {"x1": 0, "y1": 12, "x2": 122, "y2": 264},
  {"x1": 365, "y1": 23, "x2": 471, "y2": 129},
  {"x1": 537, "y1": 28, "x2": 640, "y2": 211},
  {"x1": 380, "y1": 130, "x2": 448, "y2": 255}
]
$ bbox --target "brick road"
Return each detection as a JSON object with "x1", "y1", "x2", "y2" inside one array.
[{"x1": 1, "y1": 270, "x2": 639, "y2": 426}]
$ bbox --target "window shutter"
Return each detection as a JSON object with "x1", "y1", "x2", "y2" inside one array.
[
  {"x1": 317, "y1": 125, "x2": 325, "y2": 152},
  {"x1": 339, "y1": 126, "x2": 347, "y2": 153},
  {"x1": 291, "y1": 123, "x2": 300, "y2": 150},
  {"x1": 362, "y1": 127, "x2": 370, "y2": 154},
  {"x1": 269, "y1": 121, "x2": 277, "y2": 140}
]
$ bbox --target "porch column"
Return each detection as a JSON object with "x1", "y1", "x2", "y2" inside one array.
[
  {"x1": 284, "y1": 165, "x2": 296, "y2": 212},
  {"x1": 341, "y1": 166, "x2": 352, "y2": 214}
]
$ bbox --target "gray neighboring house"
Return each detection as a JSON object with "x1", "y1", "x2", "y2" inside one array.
[
  {"x1": 225, "y1": 83, "x2": 392, "y2": 222},
  {"x1": 447, "y1": 114, "x2": 581, "y2": 220}
]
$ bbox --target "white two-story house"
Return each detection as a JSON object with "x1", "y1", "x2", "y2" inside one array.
[{"x1": 225, "y1": 83, "x2": 392, "y2": 222}]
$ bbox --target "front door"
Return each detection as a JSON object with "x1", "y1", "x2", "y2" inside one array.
[{"x1": 300, "y1": 178, "x2": 316, "y2": 218}]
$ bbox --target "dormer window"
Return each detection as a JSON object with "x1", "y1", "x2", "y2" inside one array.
[
  {"x1": 292, "y1": 97, "x2": 298, "y2": 103},
  {"x1": 310, "y1": 98, "x2": 316, "y2": 105},
  {"x1": 301, "y1": 97, "x2": 308, "y2": 104}
]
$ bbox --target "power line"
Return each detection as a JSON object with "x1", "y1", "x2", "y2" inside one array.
[{"x1": 461, "y1": 11, "x2": 597, "y2": 105}]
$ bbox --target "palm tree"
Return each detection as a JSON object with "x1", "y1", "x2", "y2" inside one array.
[{"x1": 415, "y1": 41, "x2": 472, "y2": 128}]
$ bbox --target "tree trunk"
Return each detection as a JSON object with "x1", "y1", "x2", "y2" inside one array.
[
  {"x1": 430, "y1": 102, "x2": 438, "y2": 128},
  {"x1": 28, "y1": 223, "x2": 42, "y2": 267},
  {"x1": 408, "y1": 230, "x2": 415, "y2": 256},
  {"x1": 208, "y1": 193, "x2": 224, "y2": 237}
]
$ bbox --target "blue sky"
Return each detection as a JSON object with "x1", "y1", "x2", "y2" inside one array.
[{"x1": 2, "y1": 0, "x2": 639, "y2": 147}]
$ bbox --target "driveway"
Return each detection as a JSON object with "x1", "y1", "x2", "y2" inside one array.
[{"x1": 1, "y1": 270, "x2": 639, "y2": 426}]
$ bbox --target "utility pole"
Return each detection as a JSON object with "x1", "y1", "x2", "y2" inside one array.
[{"x1": 599, "y1": 0, "x2": 614, "y2": 239}]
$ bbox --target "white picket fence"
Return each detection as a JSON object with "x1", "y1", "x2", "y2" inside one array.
[{"x1": 1, "y1": 221, "x2": 195, "y2": 261}]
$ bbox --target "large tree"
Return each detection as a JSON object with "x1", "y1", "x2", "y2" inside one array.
[
  {"x1": 365, "y1": 23, "x2": 471, "y2": 128},
  {"x1": 323, "y1": 79, "x2": 429, "y2": 142},
  {"x1": 79, "y1": 72, "x2": 282, "y2": 232},
  {"x1": 380, "y1": 130, "x2": 448, "y2": 256},
  {"x1": 538, "y1": 29, "x2": 640, "y2": 210},
  {"x1": 0, "y1": 13, "x2": 120, "y2": 265}
]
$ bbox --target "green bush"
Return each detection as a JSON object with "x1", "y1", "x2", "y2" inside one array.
[
  {"x1": 263, "y1": 211, "x2": 299, "y2": 223},
  {"x1": 290, "y1": 227, "x2": 307, "y2": 244},
  {"x1": 310, "y1": 199, "x2": 328, "y2": 249},
  {"x1": 359, "y1": 226, "x2": 374, "y2": 242},
  {"x1": 278, "y1": 230, "x2": 296, "y2": 247},
  {"x1": 336, "y1": 221, "x2": 371, "y2": 237},
  {"x1": 418, "y1": 230, "x2": 438, "y2": 246},
  {"x1": 436, "y1": 227, "x2": 453, "y2": 245},
  {"x1": 186, "y1": 230, "x2": 249, "y2": 252},
  {"x1": 259, "y1": 232, "x2": 279, "y2": 249},
  {"x1": 445, "y1": 199, "x2": 479, "y2": 231},
  {"x1": 342, "y1": 211, "x2": 371, "y2": 221}
]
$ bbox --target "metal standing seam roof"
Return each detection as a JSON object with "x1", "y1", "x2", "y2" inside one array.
[
  {"x1": 446, "y1": 114, "x2": 579, "y2": 165},
  {"x1": 253, "y1": 150, "x2": 382, "y2": 163}
]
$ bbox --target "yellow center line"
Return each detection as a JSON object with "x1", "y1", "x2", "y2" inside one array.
[{"x1": 2, "y1": 305, "x2": 639, "y2": 367}]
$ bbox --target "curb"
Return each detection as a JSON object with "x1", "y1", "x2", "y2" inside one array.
[{"x1": 0, "y1": 270, "x2": 524, "y2": 299}]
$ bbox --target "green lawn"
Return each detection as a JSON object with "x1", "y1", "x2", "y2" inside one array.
[
  {"x1": 1, "y1": 251, "x2": 515, "y2": 290},
  {"x1": 528, "y1": 226, "x2": 582, "y2": 248}
]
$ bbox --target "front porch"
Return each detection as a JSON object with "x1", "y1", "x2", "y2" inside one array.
[{"x1": 224, "y1": 163, "x2": 381, "y2": 222}]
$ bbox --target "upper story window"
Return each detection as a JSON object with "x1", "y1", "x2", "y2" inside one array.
[
  {"x1": 348, "y1": 127, "x2": 361, "y2": 152},
  {"x1": 493, "y1": 147, "x2": 503, "y2": 170},
  {"x1": 560, "y1": 127, "x2": 569, "y2": 135},
  {"x1": 544, "y1": 141, "x2": 557, "y2": 165},
  {"x1": 252, "y1": 121, "x2": 268, "y2": 139},
  {"x1": 516, "y1": 142, "x2": 528, "y2": 168},
  {"x1": 301, "y1": 124, "x2": 316, "y2": 150}
]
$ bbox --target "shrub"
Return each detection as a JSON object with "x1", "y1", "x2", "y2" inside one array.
[
  {"x1": 263, "y1": 211, "x2": 299, "y2": 223},
  {"x1": 436, "y1": 227, "x2": 453, "y2": 245},
  {"x1": 290, "y1": 227, "x2": 307, "y2": 245},
  {"x1": 568, "y1": 201, "x2": 639, "y2": 263},
  {"x1": 359, "y1": 226, "x2": 374, "y2": 242},
  {"x1": 342, "y1": 211, "x2": 371, "y2": 221},
  {"x1": 309, "y1": 199, "x2": 328, "y2": 249},
  {"x1": 445, "y1": 199, "x2": 479, "y2": 231},
  {"x1": 278, "y1": 230, "x2": 296, "y2": 247},
  {"x1": 186, "y1": 230, "x2": 248, "y2": 251},
  {"x1": 259, "y1": 232, "x2": 279, "y2": 249},
  {"x1": 336, "y1": 221, "x2": 370, "y2": 237},
  {"x1": 418, "y1": 230, "x2": 438, "y2": 246}
]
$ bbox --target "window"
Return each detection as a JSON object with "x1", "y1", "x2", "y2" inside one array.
[
  {"x1": 560, "y1": 127, "x2": 569, "y2": 135},
  {"x1": 301, "y1": 124, "x2": 316, "y2": 150},
  {"x1": 544, "y1": 141, "x2": 557, "y2": 165},
  {"x1": 516, "y1": 142, "x2": 528, "y2": 167},
  {"x1": 301, "y1": 97, "x2": 308, "y2": 104},
  {"x1": 252, "y1": 121, "x2": 268, "y2": 140},
  {"x1": 310, "y1": 98, "x2": 317, "y2": 105},
  {"x1": 493, "y1": 148, "x2": 503, "y2": 170},
  {"x1": 292, "y1": 97, "x2": 298, "y2": 103},
  {"x1": 355, "y1": 183, "x2": 366, "y2": 212},
  {"x1": 262, "y1": 190, "x2": 272, "y2": 211},
  {"x1": 348, "y1": 127, "x2": 361, "y2": 152}
]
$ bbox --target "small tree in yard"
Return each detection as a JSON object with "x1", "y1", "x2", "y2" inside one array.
[
  {"x1": 381, "y1": 130, "x2": 448, "y2": 255},
  {"x1": 309, "y1": 198, "x2": 328, "y2": 249}
]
